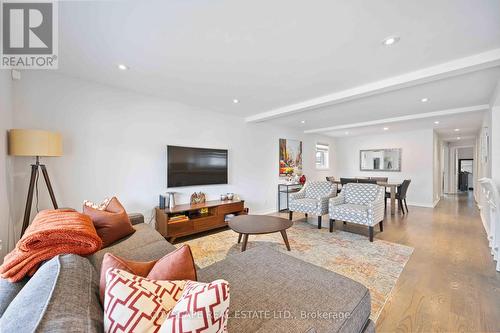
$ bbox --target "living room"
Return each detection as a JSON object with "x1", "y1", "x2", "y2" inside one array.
[{"x1": 1, "y1": 1, "x2": 500, "y2": 332}]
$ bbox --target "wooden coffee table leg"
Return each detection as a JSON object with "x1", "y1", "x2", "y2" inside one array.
[
  {"x1": 241, "y1": 234, "x2": 249, "y2": 252},
  {"x1": 237, "y1": 233, "x2": 242, "y2": 243},
  {"x1": 280, "y1": 230, "x2": 291, "y2": 251}
]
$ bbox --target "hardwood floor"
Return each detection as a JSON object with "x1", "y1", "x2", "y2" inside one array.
[
  {"x1": 278, "y1": 192, "x2": 500, "y2": 332},
  {"x1": 374, "y1": 193, "x2": 500, "y2": 332}
]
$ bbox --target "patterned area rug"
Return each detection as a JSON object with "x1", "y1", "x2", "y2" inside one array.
[{"x1": 180, "y1": 221, "x2": 413, "y2": 322}]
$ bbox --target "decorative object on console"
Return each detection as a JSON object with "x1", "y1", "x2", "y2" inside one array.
[
  {"x1": 220, "y1": 194, "x2": 227, "y2": 201},
  {"x1": 8, "y1": 129, "x2": 63, "y2": 238},
  {"x1": 159, "y1": 194, "x2": 167, "y2": 209},
  {"x1": 279, "y1": 138, "x2": 303, "y2": 176},
  {"x1": 0, "y1": 209, "x2": 102, "y2": 282},
  {"x1": 190, "y1": 192, "x2": 206, "y2": 204},
  {"x1": 83, "y1": 197, "x2": 135, "y2": 247},
  {"x1": 99, "y1": 245, "x2": 197, "y2": 303},
  {"x1": 166, "y1": 192, "x2": 176, "y2": 209},
  {"x1": 227, "y1": 193, "x2": 234, "y2": 200},
  {"x1": 299, "y1": 174, "x2": 306, "y2": 185}
]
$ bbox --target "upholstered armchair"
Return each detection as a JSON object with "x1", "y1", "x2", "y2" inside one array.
[
  {"x1": 328, "y1": 183, "x2": 385, "y2": 242},
  {"x1": 288, "y1": 181, "x2": 337, "y2": 229}
]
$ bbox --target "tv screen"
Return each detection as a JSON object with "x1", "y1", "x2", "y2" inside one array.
[{"x1": 167, "y1": 145, "x2": 228, "y2": 187}]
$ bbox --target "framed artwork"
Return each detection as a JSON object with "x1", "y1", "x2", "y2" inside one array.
[{"x1": 279, "y1": 138, "x2": 302, "y2": 176}]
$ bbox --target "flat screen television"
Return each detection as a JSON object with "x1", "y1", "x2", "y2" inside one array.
[{"x1": 167, "y1": 145, "x2": 228, "y2": 187}]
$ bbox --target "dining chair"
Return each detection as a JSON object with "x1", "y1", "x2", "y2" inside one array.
[{"x1": 385, "y1": 179, "x2": 411, "y2": 214}]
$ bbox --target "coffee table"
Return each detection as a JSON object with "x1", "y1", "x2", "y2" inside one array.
[{"x1": 228, "y1": 215, "x2": 293, "y2": 252}]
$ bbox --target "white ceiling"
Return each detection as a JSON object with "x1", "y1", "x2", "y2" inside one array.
[
  {"x1": 324, "y1": 110, "x2": 485, "y2": 142},
  {"x1": 56, "y1": 0, "x2": 500, "y2": 136}
]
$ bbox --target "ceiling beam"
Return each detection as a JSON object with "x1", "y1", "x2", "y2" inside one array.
[
  {"x1": 245, "y1": 49, "x2": 500, "y2": 123},
  {"x1": 303, "y1": 104, "x2": 489, "y2": 134}
]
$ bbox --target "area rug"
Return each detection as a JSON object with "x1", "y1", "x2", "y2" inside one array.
[{"x1": 179, "y1": 221, "x2": 413, "y2": 322}]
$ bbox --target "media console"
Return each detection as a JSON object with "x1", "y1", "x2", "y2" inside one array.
[{"x1": 155, "y1": 200, "x2": 247, "y2": 242}]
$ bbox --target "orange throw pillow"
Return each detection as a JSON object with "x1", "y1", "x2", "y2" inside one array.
[
  {"x1": 83, "y1": 197, "x2": 135, "y2": 248},
  {"x1": 99, "y1": 245, "x2": 197, "y2": 304}
]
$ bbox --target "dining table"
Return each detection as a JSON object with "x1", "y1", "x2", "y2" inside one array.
[{"x1": 331, "y1": 179, "x2": 402, "y2": 215}]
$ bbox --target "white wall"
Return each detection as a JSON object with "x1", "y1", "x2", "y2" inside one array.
[
  {"x1": 0, "y1": 71, "x2": 14, "y2": 259},
  {"x1": 334, "y1": 129, "x2": 434, "y2": 207},
  {"x1": 10, "y1": 71, "x2": 335, "y2": 231},
  {"x1": 433, "y1": 131, "x2": 443, "y2": 205}
]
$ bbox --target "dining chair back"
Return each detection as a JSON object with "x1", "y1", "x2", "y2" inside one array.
[
  {"x1": 357, "y1": 178, "x2": 377, "y2": 184},
  {"x1": 340, "y1": 178, "x2": 358, "y2": 185},
  {"x1": 369, "y1": 177, "x2": 388, "y2": 183}
]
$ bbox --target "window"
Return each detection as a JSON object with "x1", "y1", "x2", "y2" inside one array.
[{"x1": 315, "y1": 143, "x2": 329, "y2": 169}]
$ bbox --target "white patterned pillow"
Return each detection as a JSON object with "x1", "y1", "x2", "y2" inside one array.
[
  {"x1": 83, "y1": 197, "x2": 112, "y2": 210},
  {"x1": 160, "y1": 279, "x2": 230, "y2": 333}
]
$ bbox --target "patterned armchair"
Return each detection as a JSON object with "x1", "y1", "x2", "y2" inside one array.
[
  {"x1": 328, "y1": 183, "x2": 385, "y2": 242},
  {"x1": 289, "y1": 181, "x2": 337, "y2": 229}
]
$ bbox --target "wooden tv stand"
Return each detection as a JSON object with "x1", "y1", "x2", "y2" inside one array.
[{"x1": 155, "y1": 200, "x2": 247, "y2": 242}]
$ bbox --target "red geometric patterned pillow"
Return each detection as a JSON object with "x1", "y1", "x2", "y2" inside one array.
[
  {"x1": 104, "y1": 269, "x2": 230, "y2": 333},
  {"x1": 160, "y1": 279, "x2": 230, "y2": 333},
  {"x1": 104, "y1": 268, "x2": 186, "y2": 333}
]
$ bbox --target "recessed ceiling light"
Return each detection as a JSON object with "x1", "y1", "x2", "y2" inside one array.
[
  {"x1": 345, "y1": 131, "x2": 349, "y2": 135},
  {"x1": 457, "y1": 137, "x2": 461, "y2": 140},
  {"x1": 421, "y1": 97, "x2": 429, "y2": 102},
  {"x1": 117, "y1": 64, "x2": 128, "y2": 70},
  {"x1": 434, "y1": 121, "x2": 440, "y2": 124},
  {"x1": 454, "y1": 128, "x2": 460, "y2": 132},
  {"x1": 383, "y1": 127, "x2": 389, "y2": 131},
  {"x1": 232, "y1": 99, "x2": 239, "y2": 104},
  {"x1": 301, "y1": 120, "x2": 306, "y2": 124},
  {"x1": 382, "y1": 36, "x2": 400, "y2": 46}
]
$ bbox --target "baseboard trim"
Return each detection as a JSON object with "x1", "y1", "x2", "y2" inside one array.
[
  {"x1": 405, "y1": 201, "x2": 435, "y2": 208},
  {"x1": 253, "y1": 209, "x2": 280, "y2": 216}
]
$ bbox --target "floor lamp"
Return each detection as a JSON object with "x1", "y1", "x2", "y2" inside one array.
[{"x1": 8, "y1": 129, "x2": 63, "y2": 237}]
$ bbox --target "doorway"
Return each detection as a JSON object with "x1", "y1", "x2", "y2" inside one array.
[{"x1": 458, "y1": 158, "x2": 473, "y2": 191}]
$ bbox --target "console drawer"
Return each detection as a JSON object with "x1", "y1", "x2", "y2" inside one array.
[{"x1": 218, "y1": 202, "x2": 244, "y2": 215}]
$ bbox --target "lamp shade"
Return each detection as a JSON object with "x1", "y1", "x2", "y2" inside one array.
[{"x1": 8, "y1": 129, "x2": 63, "y2": 157}]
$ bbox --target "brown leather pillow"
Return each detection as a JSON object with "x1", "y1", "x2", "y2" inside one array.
[
  {"x1": 83, "y1": 197, "x2": 135, "y2": 248},
  {"x1": 99, "y1": 245, "x2": 197, "y2": 304}
]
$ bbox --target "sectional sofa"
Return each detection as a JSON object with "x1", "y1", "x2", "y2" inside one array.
[{"x1": 0, "y1": 214, "x2": 375, "y2": 333}]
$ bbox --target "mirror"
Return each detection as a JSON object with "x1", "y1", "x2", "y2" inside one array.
[{"x1": 360, "y1": 149, "x2": 401, "y2": 172}]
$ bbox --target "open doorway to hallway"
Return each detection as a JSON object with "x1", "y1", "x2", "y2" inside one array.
[{"x1": 458, "y1": 158, "x2": 473, "y2": 191}]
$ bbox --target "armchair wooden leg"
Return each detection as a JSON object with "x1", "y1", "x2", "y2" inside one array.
[
  {"x1": 289, "y1": 211, "x2": 293, "y2": 220},
  {"x1": 369, "y1": 226, "x2": 374, "y2": 242},
  {"x1": 317, "y1": 216, "x2": 322, "y2": 229},
  {"x1": 329, "y1": 219, "x2": 334, "y2": 232},
  {"x1": 379, "y1": 221, "x2": 383, "y2": 232},
  {"x1": 343, "y1": 221, "x2": 346, "y2": 225},
  {"x1": 305, "y1": 213, "x2": 308, "y2": 218}
]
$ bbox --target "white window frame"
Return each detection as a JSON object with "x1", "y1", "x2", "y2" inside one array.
[{"x1": 315, "y1": 143, "x2": 330, "y2": 170}]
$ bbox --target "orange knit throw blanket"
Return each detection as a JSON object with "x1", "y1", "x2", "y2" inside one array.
[{"x1": 0, "y1": 209, "x2": 102, "y2": 282}]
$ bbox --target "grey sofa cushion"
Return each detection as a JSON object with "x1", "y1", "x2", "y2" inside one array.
[
  {"x1": 198, "y1": 246, "x2": 371, "y2": 333},
  {"x1": 88, "y1": 223, "x2": 177, "y2": 275},
  {"x1": 0, "y1": 254, "x2": 102, "y2": 333},
  {"x1": 0, "y1": 277, "x2": 28, "y2": 317}
]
